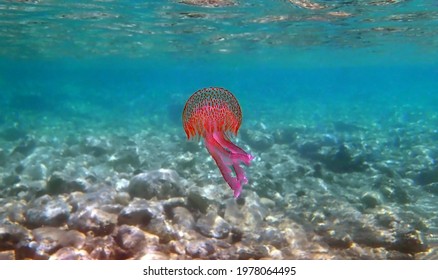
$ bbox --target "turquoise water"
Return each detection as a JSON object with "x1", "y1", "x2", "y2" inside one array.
[{"x1": 1, "y1": 0, "x2": 438, "y2": 260}]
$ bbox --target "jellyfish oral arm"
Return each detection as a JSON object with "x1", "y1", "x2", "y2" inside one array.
[
  {"x1": 213, "y1": 131, "x2": 253, "y2": 165},
  {"x1": 205, "y1": 131, "x2": 253, "y2": 198}
]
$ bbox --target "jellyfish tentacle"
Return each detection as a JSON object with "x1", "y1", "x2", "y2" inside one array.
[
  {"x1": 213, "y1": 131, "x2": 254, "y2": 165},
  {"x1": 205, "y1": 133, "x2": 242, "y2": 197}
]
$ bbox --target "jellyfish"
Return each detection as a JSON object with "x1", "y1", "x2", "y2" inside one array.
[{"x1": 182, "y1": 87, "x2": 254, "y2": 198}]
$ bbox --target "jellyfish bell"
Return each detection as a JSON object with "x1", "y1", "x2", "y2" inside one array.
[{"x1": 182, "y1": 87, "x2": 254, "y2": 198}]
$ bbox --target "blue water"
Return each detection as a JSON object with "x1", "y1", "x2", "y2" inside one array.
[{"x1": 1, "y1": 0, "x2": 438, "y2": 260}]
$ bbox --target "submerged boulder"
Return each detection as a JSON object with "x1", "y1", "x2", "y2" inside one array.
[
  {"x1": 25, "y1": 195, "x2": 71, "y2": 228},
  {"x1": 128, "y1": 169, "x2": 186, "y2": 199},
  {"x1": 68, "y1": 207, "x2": 117, "y2": 236}
]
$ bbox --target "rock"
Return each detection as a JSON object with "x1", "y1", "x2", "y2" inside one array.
[
  {"x1": 258, "y1": 227, "x2": 289, "y2": 249},
  {"x1": 423, "y1": 182, "x2": 438, "y2": 195},
  {"x1": 2, "y1": 174, "x2": 20, "y2": 186},
  {"x1": 187, "y1": 184, "x2": 221, "y2": 213},
  {"x1": 67, "y1": 188, "x2": 117, "y2": 211},
  {"x1": 360, "y1": 192, "x2": 381, "y2": 209},
  {"x1": 85, "y1": 235, "x2": 115, "y2": 260},
  {"x1": 68, "y1": 208, "x2": 117, "y2": 236},
  {"x1": 185, "y1": 240, "x2": 215, "y2": 258},
  {"x1": 81, "y1": 136, "x2": 110, "y2": 157},
  {"x1": 25, "y1": 195, "x2": 71, "y2": 228},
  {"x1": 139, "y1": 248, "x2": 169, "y2": 260},
  {"x1": 224, "y1": 192, "x2": 267, "y2": 229},
  {"x1": 172, "y1": 207, "x2": 195, "y2": 229},
  {"x1": 175, "y1": 152, "x2": 196, "y2": 170},
  {"x1": 322, "y1": 144, "x2": 367, "y2": 173},
  {"x1": 24, "y1": 163, "x2": 47, "y2": 180},
  {"x1": 118, "y1": 198, "x2": 162, "y2": 226},
  {"x1": 0, "y1": 250, "x2": 15, "y2": 260},
  {"x1": 49, "y1": 247, "x2": 92, "y2": 260},
  {"x1": 230, "y1": 227, "x2": 243, "y2": 243},
  {"x1": 0, "y1": 200, "x2": 27, "y2": 224},
  {"x1": 115, "y1": 179, "x2": 130, "y2": 193},
  {"x1": 269, "y1": 249, "x2": 284, "y2": 260},
  {"x1": 16, "y1": 181, "x2": 46, "y2": 200},
  {"x1": 11, "y1": 136, "x2": 36, "y2": 156},
  {"x1": 128, "y1": 169, "x2": 186, "y2": 200},
  {"x1": 114, "y1": 192, "x2": 131, "y2": 205},
  {"x1": 350, "y1": 226, "x2": 391, "y2": 248},
  {"x1": 108, "y1": 147, "x2": 140, "y2": 170},
  {"x1": 237, "y1": 246, "x2": 269, "y2": 260},
  {"x1": 33, "y1": 227, "x2": 85, "y2": 247},
  {"x1": 118, "y1": 199, "x2": 175, "y2": 244},
  {"x1": 321, "y1": 231, "x2": 353, "y2": 249},
  {"x1": 0, "y1": 224, "x2": 31, "y2": 251},
  {"x1": 114, "y1": 225, "x2": 147, "y2": 258},
  {"x1": 240, "y1": 129, "x2": 273, "y2": 151},
  {"x1": 187, "y1": 189, "x2": 210, "y2": 214},
  {"x1": 252, "y1": 176, "x2": 283, "y2": 198},
  {"x1": 46, "y1": 172, "x2": 87, "y2": 195},
  {"x1": 162, "y1": 197, "x2": 187, "y2": 211},
  {"x1": 273, "y1": 127, "x2": 298, "y2": 145},
  {"x1": 169, "y1": 240, "x2": 185, "y2": 256},
  {"x1": 297, "y1": 141, "x2": 321, "y2": 160},
  {"x1": 224, "y1": 199, "x2": 245, "y2": 225},
  {"x1": 415, "y1": 167, "x2": 438, "y2": 185},
  {"x1": 374, "y1": 176, "x2": 411, "y2": 204},
  {"x1": 29, "y1": 227, "x2": 86, "y2": 259},
  {"x1": 146, "y1": 218, "x2": 177, "y2": 244},
  {"x1": 196, "y1": 211, "x2": 230, "y2": 239},
  {"x1": 389, "y1": 230, "x2": 428, "y2": 254}
]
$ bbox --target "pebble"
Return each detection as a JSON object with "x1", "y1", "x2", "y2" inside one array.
[
  {"x1": 361, "y1": 192, "x2": 381, "y2": 209},
  {"x1": 146, "y1": 218, "x2": 177, "y2": 244},
  {"x1": 46, "y1": 172, "x2": 86, "y2": 195},
  {"x1": 389, "y1": 230, "x2": 428, "y2": 254},
  {"x1": 185, "y1": 240, "x2": 215, "y2": 258},
  {"x1": 49, "y1": 247, "x2": 92, "y2": 260},
  {"x1": 108, "y1": 147, "x2": 140, "y2": 170},
  {"x1": 273, "y1": 127, "x2": 298, "y2": 145},
  {"x1": 27, "y1": 227, "x2": 85, "y2": 259},
  {"x1": 415, "y1": 167, "x2": 438, "y2": 185},
  {"x1": 68, "y1": 207, "x2": 117, "y2": 236},
  {"x1": 24, "y1": 163, "x2": 47, "y2": 181},
  {"x1": 25, "y1": 195, "x2": 71, "y2": 228},
  {"x1": 114, "y1": 225, "x2": 147, "y2": 258},
  {"x1": 196, "y1": 211, "x2": 230, "y2": 239},
  {"x1": 0, "y1": 250, "x2": 15, "y2": 260},
  {"x1": 0, "y1": 224, "x2": 31, "y2": 251},
  {"x1": 128, "y1": 169, "x2": 186, "y2": 199},
  {"x1": 81, "y1": 136, "x2": 110, "y2": 157},
  {"x1": 138, "y1": 248, "x2": 169, "y2": 260},
  {"x1": 85, "y1": 235, "x2": 116, "y2": 260},
  {"x1": 240, "y1": 129, "x2": 274, "y2": 151},
  {"x1": 187, "y1": 184, "x2": 221, "y2": 213},
  {"x1": 172, "y1": 206, "x2": 195, "y2": 229},
  {"x1": 118, "y1": 198, "x2": 162, "y2": 226},
  {"x1": 12, "y1": 137, "x2": 36, "y2": 156}
]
